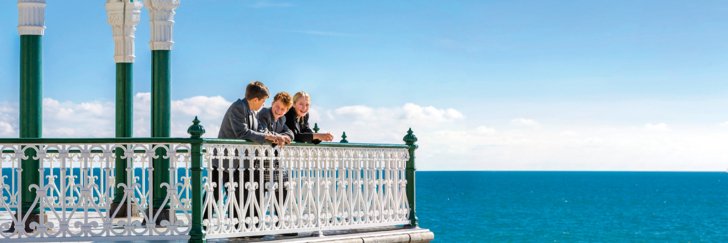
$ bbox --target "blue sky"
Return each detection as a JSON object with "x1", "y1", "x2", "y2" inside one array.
[{"x1": 1, "y1": 1, "x2": 728, "y2": 171}]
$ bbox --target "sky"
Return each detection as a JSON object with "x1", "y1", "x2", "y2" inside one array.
[{"x1": 1, "y1": 0, "x2": 728, "y2": 171}]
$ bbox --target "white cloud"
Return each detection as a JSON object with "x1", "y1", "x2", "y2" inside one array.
[
  {"x1": 0, "y1": 121, "x2": 14, "y2": 137},
  {"x1": 0, "y1": 102, "x2": 16, "y2": 137},
  {"x1": 321, "y1": 103, "x2": 466, "y2": 143},
  {"x1": 402, "y1": 103, "x2": 463, "y2": 123},
  {"x1": 42, "y1": 98, "x2": 115, "y2": 137},
  {"x1": 1, "y1": 96, "x2": 728, "y2": 172},
  {"x1": 333, "y1": 105, "x2": 374, "y2": 119},
  {"x1": 475, "y1": 126, "x2": 496, "y2": 135},
  {"x1": 511, "y1": 118, "x2": 541, "y2": 128},
  {"x1": 170, "y1": 95, "x2": 230, "y2": 137},
  {"x1": 0, "y1": 93, "x2": 232, "y2": 138},
  {"x1": 645, "y1": 123, "x2": 670, "y2": 132}
]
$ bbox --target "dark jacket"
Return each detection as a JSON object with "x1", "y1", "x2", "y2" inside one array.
[
  {"x1": 284, "y1": 108, "x2": 320, "y2": 144},
  {"x1": 257, "y1": 107, "x2": 295, "y2": 141},
  {"x1": 217, "y1": 99, "x2": 268, "y2": 143}
]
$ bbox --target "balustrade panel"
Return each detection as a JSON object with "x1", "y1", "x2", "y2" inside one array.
[
  {"x1": 0, "y1": 142, "x2": 191, "y2": 241},
  {"x1": 202, "y1": 144, "x2": 410, "y2": 239},
  {"x1": 0, "y1": 141, "x2": 411, "y2": 241}
]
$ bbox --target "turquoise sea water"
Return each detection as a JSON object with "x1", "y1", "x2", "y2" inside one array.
[{"x1": 417, "y1": 171, "x2": 728, "y2": 242}]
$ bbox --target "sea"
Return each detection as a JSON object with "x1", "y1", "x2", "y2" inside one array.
[{"x1": 417, "y1": 171, "x2": 728, "y2": 242}]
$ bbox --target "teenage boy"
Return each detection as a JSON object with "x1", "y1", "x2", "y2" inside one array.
[
  {"x1": 256, "y1": 92, "x2": 294, "y2": 222},
  {"x1": 211, "y1": 81, "x2": 288, "y2": 227},
  {"x1": 257, "y1": 92, "x2": 294, "y2": 144},
  {"x1": 218, "y1": 81, "x2": 286, "y2": 143}
]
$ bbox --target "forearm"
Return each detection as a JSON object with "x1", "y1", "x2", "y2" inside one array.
[
  {"x1": 293, "y1": 132, "x2": 314, "y2": 143},
  {"x1": 240, "y1": 129, "x2": 270, "y2": 144}
]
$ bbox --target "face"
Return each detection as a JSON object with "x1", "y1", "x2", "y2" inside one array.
[
  {"x1": 248, "y1": 97, "x2": 267, "y2": 111},
  {"x1": 271, "y1": 100, "x2": 290, "y2": 120},
  {"x1": 294, "y1": 98, "x2": 310, "y2": 117}
]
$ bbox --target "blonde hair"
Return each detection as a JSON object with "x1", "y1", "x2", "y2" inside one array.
[
  {"x1": 273, "y1": 92, "x2": 293, "y2": 108},
  {"x1": 292, "y1": 91, "x2": 310, "y2": 104},
  {"x1": 292, "y1": 91, "x2": 311, "y2": 120}
]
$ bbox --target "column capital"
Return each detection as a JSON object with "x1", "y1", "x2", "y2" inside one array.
[
  {"x1": 106, "y1": 0, "x2": 143, "y2": 63},
  {"x1": 145, "y1": 0, "x2": 180, "y2": 50},
  {"x1": 17, "y1": 0, "x2": 47, "y2": 36}
]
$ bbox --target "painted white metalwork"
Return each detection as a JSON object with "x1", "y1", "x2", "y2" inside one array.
[
  {"x1": 202, "y1": 144, "x2": 410, "y2": 239},
  {"x1": 0, "y1": 143, "x2": 191, "y2": 241},
  {"x1": 106, "y1": 0, "x2": 143, "y2": 63},
  {"x1": 0, "y1": 142, "x2": 410, "y2": 241},
  {"x1": 145, "y1": 0, "x2": 180, "y2": 50},
  {"x1": 17, "y1": 0, "x2": 47, "y2": 35}
]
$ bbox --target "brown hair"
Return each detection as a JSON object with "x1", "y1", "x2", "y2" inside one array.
[
  {"x1": 245, "y1": 81, "x2": 269, "y2": 100},
  {"x1": 273, "y1": 92, "x2": 293, "y2": 108}
]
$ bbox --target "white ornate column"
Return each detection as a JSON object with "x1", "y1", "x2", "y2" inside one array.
[
  {"x1": 106, "y1": 0, "x2": 142, "y2": 218},
  {"x1": 106, "y1": 0, "x2": 142, "y2": 63},
  {"x1": 145, "y1": 0, "x2": 179, "y2": 51},
  {"x1": 145, "y1": 0, "x2": 179, "y2": 225},
  {"x1": 18, "y1": 0, "x2": 46, "y2": 35}
]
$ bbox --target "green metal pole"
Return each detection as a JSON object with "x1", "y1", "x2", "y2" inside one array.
[
  {"x1": 106, "y1": 0, "x2": 142, "y2": 218},
  {"x1": 152, "y1": 50, "x2": 171, "y2": 218},
  {"x1": 188, "y1": 117, "x2": 206, "y2": 242},
  {"x1": 114, "y1": 63, "x2": 133, "y2": 204},
  {"x1": 403, "y1": 128, "x2": 418, "y2": 227},
  {"x1": 20, "y1": 35, "x2": 42, "y2": 216}
]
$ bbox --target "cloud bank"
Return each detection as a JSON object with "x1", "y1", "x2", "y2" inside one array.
[{"x1": 1, "y1": 94, "x2": 727, "y2": 171}]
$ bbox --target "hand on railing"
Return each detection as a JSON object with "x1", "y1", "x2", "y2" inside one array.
[
  {"x1": 267, "y1": 134, "x2": 292, "y2": 147},
  {"x1": 313, "y1": 132, "x2": 333, "y2": 142}
]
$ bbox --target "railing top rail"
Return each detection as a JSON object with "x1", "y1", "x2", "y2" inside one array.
[
  {"x1": 203, "y1": 138, "x2": 409, "y2": 149},
  {"x1": 0, "y1": 137, "x2": 409, "y2": 149}
]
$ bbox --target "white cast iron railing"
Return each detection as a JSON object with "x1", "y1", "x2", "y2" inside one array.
[
  {"x1": 202, "y1": 142, "x2": 410, "y2": 239},
  {"x1": 0, "y1": 134, "x2": 418, "y2": 242},
  {"x1": 0, "y1": 140, "x2": 193, "y2": 241}
]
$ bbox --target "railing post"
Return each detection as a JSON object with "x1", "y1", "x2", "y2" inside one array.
[
  {"x1": 403, "y1": 128, "x2": 418, "y2": 227},
  {"x1": 188, "y1": 117, "x2": 206, "y2": 242}
]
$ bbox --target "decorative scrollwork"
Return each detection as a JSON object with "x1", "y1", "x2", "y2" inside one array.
[{"x1": 202, "y1": 144, "x2": 410, "y2": 238}]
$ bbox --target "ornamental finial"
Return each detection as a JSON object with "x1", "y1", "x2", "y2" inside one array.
[
  {"x1": 403, "y1": 128, "x2": 418, "y2": 146},
  {"x1": 313, "y1": 123, "x2": 320, "y2": 133},
  {"x1": 187, "y1": 116, "x2": 205, "y2": 138},
  {"x1": 340, "y1": 131, "x2": 349, "y2": 143}
]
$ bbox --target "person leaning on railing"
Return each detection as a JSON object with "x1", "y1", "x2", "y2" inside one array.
[
  {"x1": 256, "y1": 91, "x2": 294, "y2": 205},
  {"x1": 284, "y1": 91, "x2": 334, "y2": 143},
  {"x1": 212, "y1": 81, "x2": 290, "y2": 225}
]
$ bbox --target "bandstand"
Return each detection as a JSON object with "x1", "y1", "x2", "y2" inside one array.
[{"x1": 1, "y1": 0, "x2": 433, "y2": 242}]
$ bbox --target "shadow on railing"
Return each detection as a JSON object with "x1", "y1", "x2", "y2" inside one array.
[{"x1": 0, "y1": 118, "x2": 419, "y2": 242}]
